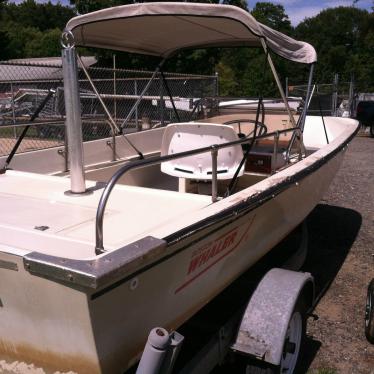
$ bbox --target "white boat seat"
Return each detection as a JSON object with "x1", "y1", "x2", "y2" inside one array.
[{"x1": 161, "y1": 122, "x2": 244, "y2": 180}]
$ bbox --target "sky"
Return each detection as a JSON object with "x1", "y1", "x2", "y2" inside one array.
[
  {"x1": 8, "y1": 0, "x2": 374, "y2": 26},
  {"x1": 263, "y1": 0, "x2": 373, "y2": 25}
]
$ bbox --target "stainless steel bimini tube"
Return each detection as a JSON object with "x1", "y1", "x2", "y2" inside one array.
[
  {"x1": 299, "y1": 63, "x2": 315, "y2": 132},
  {"x1": 260, "y1": 39, "x2": 297, "y2": 128},
  {"x1": 120, "y1": 58, "x2": 166, "y2": 129},
  {"x1": 61, "y1": 31, "x2": 87, "y2": 194}
]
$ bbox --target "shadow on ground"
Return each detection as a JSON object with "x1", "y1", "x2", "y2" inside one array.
[
  {"x1": 298, "y1": 203, "x2": 362, "y2": 373},
  {"x1": 211, "y1": 203, "x2": 361, "y2": 374},
  {"x1": 303, "y1": 203, "x2": 362, "y2": 303}
]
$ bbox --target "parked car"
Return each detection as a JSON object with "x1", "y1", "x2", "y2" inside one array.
[{"x1": 356, "y1": 101, "x2": 374, "y2": 137}]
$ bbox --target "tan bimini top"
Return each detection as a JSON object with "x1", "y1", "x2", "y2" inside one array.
[{"x1": 65, "y1": 2, "x2": 317, "y2": 64}]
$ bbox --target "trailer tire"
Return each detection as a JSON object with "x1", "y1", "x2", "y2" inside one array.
[
  {"x1": 365, "y1": 279, "x2": 374, "y2": 343},
  {"x1": 245, "y1": 298, "x2": 307, "y2": 374},
  {"x1": 370, "y1": 124, "x2": 374, "y2": 138}
]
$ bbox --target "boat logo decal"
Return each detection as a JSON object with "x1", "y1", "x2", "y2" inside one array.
[{"x1": 175, "y1": 215, "x2": 255, "y2": 294}]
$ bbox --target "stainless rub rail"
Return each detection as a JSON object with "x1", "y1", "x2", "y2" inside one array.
[{"x1": 95, "y1": 126, "x2": 304, "y2": 255}]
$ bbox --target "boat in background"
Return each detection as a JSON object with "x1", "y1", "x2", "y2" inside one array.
[{"x1": 0, "y1": 3, "x2": 359, "y2": 373}]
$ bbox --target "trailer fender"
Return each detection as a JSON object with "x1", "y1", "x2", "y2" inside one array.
[{"x1": 231, "y1": 268, "x2": 314, "y2": 366}]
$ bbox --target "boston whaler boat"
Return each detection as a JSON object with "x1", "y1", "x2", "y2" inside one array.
[{"x1": 0, "y1": 3, "x2": 359, "y2": 374}]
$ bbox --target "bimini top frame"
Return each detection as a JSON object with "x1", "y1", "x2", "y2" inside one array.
[
  {"x1": 65, "y1": 2, "x2": 316, "y2": 64},
  {"x1": 61, "y1": 3, "x2": 317, "y2": 194}
]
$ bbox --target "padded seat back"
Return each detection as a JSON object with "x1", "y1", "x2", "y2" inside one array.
[{"x1": 161, "y1": 122, "x2": 244, "y2": 180}]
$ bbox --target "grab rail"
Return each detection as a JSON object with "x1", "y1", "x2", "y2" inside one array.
[{"x1": 95, "y1": 126, "x2": 303, "y2": 254}]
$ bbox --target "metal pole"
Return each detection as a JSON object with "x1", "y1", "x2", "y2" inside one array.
[
  {"x1": 285, "y1": 77, "x2": 289, "y2": 98},
  {"x1": 215, "y1": 71, "x2": 219, "y2": 96},
  {"x1": 62, "y1": 45, "x2": 86, "y2": 194},
  {"x1": 299, "y1": 63, "x2": 314, "y2": 132},
  {"x1": 134, "y1": 80, "x2": 139, "y2": 131},
  {"x1": 348, "y1": 73, "x2": 354, "y2": 117},
  {"x1": 113, "y1": 54, "x2": 117, "y2": 125},
  {"x1": 10, "y1": 83, "x2": 16, "y2": 138},
  {"x1": 272, "y1": 131, "x2": 279, "y2": 173},
  {"x1": 111, "y1": 130, "x2": 116, "y2": 162},
  {"x1": 1, "y1": 90, "x2": 56, "y2": 173},
  {"x1": 211, "y1": 146, "x2": 218, "y2": 203},
  {"x1": 77, "y1": 54, "x2": 119, "y2": 134},
  {"x1": 260, "y1": 39, "x2": 297, "y2": 128},
  {"x1": 159, "y1": 75, "x2": 165, "y2": 126},
  {"x1": 77, "y1": 54, "x2": 143, "y2": 158},
  {"x1": 160, "y1": 71, "x2": 180, "y2": 122},
  {"x1": 112, "y1": 54, "x2": 117, "y2": 162},
  {"x1": 332, "y1": 73, "x2": 338, "y2": 116},
  {"x1": 121, "y1": 58, "x2": 166, "y2": 129},
  {"x1": 95, "y1": 126, "x2": 301, "y2": 252}
]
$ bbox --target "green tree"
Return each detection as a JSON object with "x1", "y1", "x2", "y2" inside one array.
[
  {"x1": 217, "y1": 2, "x2": 295, "y2": 97},
  {"x1": 70, "y1": 0, "x2": 129, "y2": 14},
  {"x1": 69, "y1": 0, "x2": 248, "y2": 15},
  {"x1": 24, "y1": 28, "x2": 63, "y2": 58},
  {"x1": 0, "y1": 0, "x2": 75, "y2": 60},
  {"x1": 3, "y1": 0, "x2": 75, "y2": 31},
  {"x1": 0, "y1": 29, "x2": 11, "y2": 61},
  {"x1": 295, "y1": 6, "x2": 373, "y2": 89},
  {"x1": 221, "y1": 0, "x2": 248, "y2": 11},
  {"x1": 251, "y1": 2, "x2": 291, "y2": 34}
]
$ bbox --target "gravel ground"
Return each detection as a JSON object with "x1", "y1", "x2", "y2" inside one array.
[
  {"x1": 301, "y1": 131, "x2": 374, "y2": 373},
  {"x1": 0, "y1": 360, "x2": 75, "y2": 374}
]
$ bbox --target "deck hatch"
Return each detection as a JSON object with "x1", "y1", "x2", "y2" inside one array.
[{"x1": 0, "y1": 193, "x2": 97, "y2": 233}]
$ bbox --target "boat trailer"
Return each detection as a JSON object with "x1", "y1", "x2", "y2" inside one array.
[{"x1": 135, "y1": 261, "x2": 314, "y2": 374}]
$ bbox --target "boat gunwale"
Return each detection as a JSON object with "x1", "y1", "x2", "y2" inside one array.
[{"x1": 21, "y1": 119, "x2": 360, "y2": 295}]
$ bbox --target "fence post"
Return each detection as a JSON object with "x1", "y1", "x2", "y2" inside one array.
[
  {"x1": 285, "y1": 77, "x2": 288, "y2": 97},
  {"x1": 215, "y1": 71, "x2": 219, "y2": 97},
  {"x1": 10, "y1": 82, "x2": 16, "y2": 138},
  {"x1": 134, "y1": 80, "x2": 139, "y2": 132},
  {"x1": 348, "y1": 73, "x2": 355, "y2": 117},
  {"x1": 159, "y1": 74, "x2": 165, "y2": 127},
  {"x1": 211, "y1": 146, "x2": 218, "y2": 203},
  {"x1": 113, "y1": 54, "x2": 117, "y2": 126},
  {"x1": 112, "y1": 54, "x2": 117, "y2": 161},
  {"x1": 331, "y1": 73, "x2": 339, "y2": 116}
]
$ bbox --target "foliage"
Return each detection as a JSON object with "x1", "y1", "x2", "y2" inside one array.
[
  {"x1": 216, "y1": 2, "x2": 292, "y2": 97},
  {"x1": 0, "y1": 0, "x2": 75, "y2": 60},
  {"x1": 70, "y1": 0, "x2": 130, "y2": 14},
  {"x1": 251, "y1": 2, "x2": 291, "y2": 34},
  {"x1": 2, "y1": 0, "x2": 75, "y2": 31},
  {"x1": 69, "y1": 0, "x2": 248, "y2": 14},
  {"x1": 295, "y1": 6, "x2": 373, "y2": 90},
  {"x1": 0, "y1": 0, "x2": 373, "y2": 94}
]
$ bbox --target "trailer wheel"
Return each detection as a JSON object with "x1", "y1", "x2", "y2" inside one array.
[
  {"x1": 365, "y1": 279, "x2": 374, "y2": 343},
  {"x1": 245, "y1": 299, "x2": 306, "y2": 374},
  {"x1": 370, "y1": 124, "x2": 374, "y2": 138}
]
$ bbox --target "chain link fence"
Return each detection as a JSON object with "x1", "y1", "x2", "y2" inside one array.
[
  {"x1": 0, "y1": 60, "x2": 218, "y2": 157},
  {"x1": 289, "y1": 79, "x2": 354, "y2": 117}
]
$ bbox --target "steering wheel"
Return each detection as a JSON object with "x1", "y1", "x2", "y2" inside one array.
[{"x1": 223, "y1": 119, "x2": 267, "y2": 136}]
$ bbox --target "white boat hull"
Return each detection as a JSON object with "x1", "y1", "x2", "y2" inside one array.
[{"x1": 0, "y1": 119, "x2": 351, "y2": 372}]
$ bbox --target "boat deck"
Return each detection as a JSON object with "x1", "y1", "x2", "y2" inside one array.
[{"x1": 0, "y1": 171, "x2": 211, "y2": 259}]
